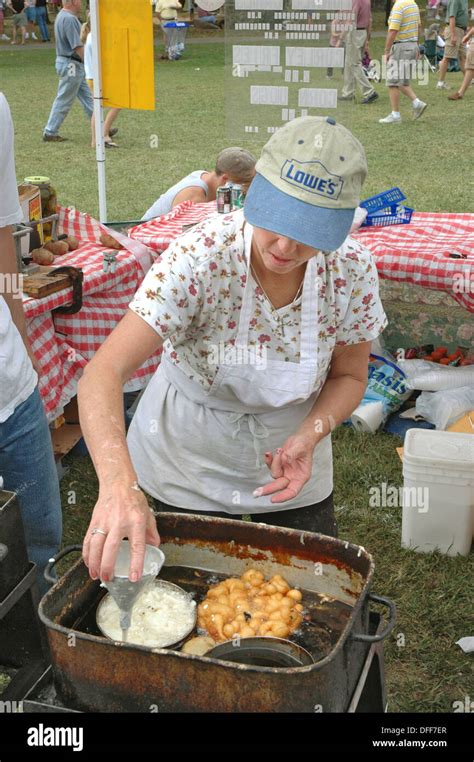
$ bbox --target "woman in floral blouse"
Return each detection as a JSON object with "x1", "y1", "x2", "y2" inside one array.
[{"x1": 79, "y1": 116, "x2": 387, "y2": 582}]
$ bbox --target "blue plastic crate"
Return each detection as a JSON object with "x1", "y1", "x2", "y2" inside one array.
[
  {"x1": 362, "y1": 205, "x2": 414, "y2": 227},
  {"x1": 360, "y1": 187, "x2": 406, "y2": 214}
]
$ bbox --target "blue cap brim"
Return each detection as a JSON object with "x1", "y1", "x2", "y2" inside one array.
[{"x1": 244, "y1": 174, "x2": 355, "y2": 251}]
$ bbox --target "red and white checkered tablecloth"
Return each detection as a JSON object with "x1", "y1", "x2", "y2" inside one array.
[
  {"x1": 128, "y1": 200, "x2": 218, "y2": 253},
  {"x1": 25, "y1": 207, "x2": 161, "y2": 422},
  {"x1": 131, "y1": 204, "x2": 474, "y2": 313},
  {"x1": 31, "y1": 202, "x2": 473, "y2": 422},
  {"x1": 353, "y1": 212, "x2": 474, "y2": 313}
]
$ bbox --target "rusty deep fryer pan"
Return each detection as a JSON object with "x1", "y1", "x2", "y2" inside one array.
[{"x1": 39, "y1": 514, "x2": 396, "y2": 712}]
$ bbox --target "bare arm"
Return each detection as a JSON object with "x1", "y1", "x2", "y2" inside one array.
[
  {"x1": 172, "y1": 186, "x2": 208, "y2": 208},
  {"x1": 0, "y1": 226, "x2": 37, "y2": 368},
  {"x1": 449, "y1": 15, "x2": 456, "y2": 43},
  {"x1": 73, "y1": 44, "x2": 85, "y2": 60},
  {"x1": 384, "y1": 28, "x2": 398, "y2": 56},
  {"x1": 463, "y1": 27, "x2": 474, "y2": 43},
  {"x1": 78, "y1": 309, "x2": 163, "y2": 581},
  {"x1": 298, "y1": 341, "x2": 370, "y2": 444}
]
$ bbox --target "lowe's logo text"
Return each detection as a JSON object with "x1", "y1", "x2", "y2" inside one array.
[{"x1": 281, "y1": 160, "x2": 343, "y2": 200}]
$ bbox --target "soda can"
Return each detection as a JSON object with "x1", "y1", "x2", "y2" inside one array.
[
  {"x1": 231, "y1": 184, "x2": 243, "y2": 210},
  {"x1": 217, "y1": 185, "x2": 232, "y2": 214}
]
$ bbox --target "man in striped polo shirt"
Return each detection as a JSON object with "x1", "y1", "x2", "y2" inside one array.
[{"x1": 379, "y1": 0, "x2": 428, "y2": 123}]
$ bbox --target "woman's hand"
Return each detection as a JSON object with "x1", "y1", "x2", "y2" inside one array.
[
  {"x1": 254, "y1": 432, "x2": 317, "y2": 504},
  {"x1": 83, "y1": 482, "x2": 161, "y2": 582}
]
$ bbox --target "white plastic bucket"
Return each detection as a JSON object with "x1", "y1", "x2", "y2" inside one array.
[{"x1": 402, "y1": 429, "x2": 474, "y2": 556}]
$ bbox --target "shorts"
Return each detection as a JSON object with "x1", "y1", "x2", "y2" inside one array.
[
  {"x1": 386, "y1": 41, "x2": 418, "y2": 86},
  {"x1": 25, "y1": 6, "x2": 36, "y2": 22},
  {"x1": 466, "y1": 38, "x2": 474, "y2": 70},
  {"x1": 444, "y1": 27, "x2": 467, "y2": 59},
  {"x1": 12, "y1": 12, "x2": 27, "y2": 27}
]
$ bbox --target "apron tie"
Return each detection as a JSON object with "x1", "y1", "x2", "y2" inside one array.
[{"x1": 228, "y1": 412, "x2": 269, "y2": 468}]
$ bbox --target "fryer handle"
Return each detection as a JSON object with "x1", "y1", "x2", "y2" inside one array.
[
  {"x1": 44, "y1": 544, "x2": 83, "y2": 584},
  {"x1": 351, "y1": 593, "x2": 397, "y2": 643}
]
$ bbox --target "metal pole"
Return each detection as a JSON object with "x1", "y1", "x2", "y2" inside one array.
[{"x1": 90, "y1": 0, "x2": 107, "y2": 223}]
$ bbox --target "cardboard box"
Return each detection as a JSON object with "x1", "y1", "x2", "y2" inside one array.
[{"x1": 17, "y1": 184, "x2": 43, "y2": 257}]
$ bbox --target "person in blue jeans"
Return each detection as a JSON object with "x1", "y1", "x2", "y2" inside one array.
[
  {"x1": 35, "y1": 0, "x2": 50, "y2": 41},
  {"x1": 24, "y1": 0, "x2": 38, "y2": 40},
  {"x1": 0, "y1": 92, "x2": 62, "y2": 596},
  {"x1": 43, "y1": 0, "x2": 92, "y2": 142}
]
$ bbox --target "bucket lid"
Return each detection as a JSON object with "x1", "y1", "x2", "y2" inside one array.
[
  {"x1": 24, "y1": 176, "x2": 51, "y2": 185},
  {"x1": 403, "y1": 428, "x2": 474, "y2": 472}
]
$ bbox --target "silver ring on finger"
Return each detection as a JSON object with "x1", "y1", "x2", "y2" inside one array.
[{"x1": 91, "y1": 528, "x2": 108, "y2": 537}]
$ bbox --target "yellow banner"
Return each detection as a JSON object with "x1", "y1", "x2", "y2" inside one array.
[{"x1": 99, "y1": 0, "x2": 155, "y2": 110}]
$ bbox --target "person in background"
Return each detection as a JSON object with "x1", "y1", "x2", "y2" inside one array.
[
  {"x1": 327, "y1": 13, "x2": 346, "y2": 78},
  {"x1": 339, "y1": 0, "x2": 379, "y2": 104},
  {"x1": 141, "y1": 147, "x2": 256, "y2": 221},
  {"x1": 436, "y1": 0, "x2": 449, "y2": 19},
  {"x1": 0, "y1": 93, "x2": 62, "y2": 597},
  {"x1": 81, "y1": 17, "x2": 120, "y2": 148},
  {"x1": 24, "y1": 0, "x2": 38, "y2": 39},
  {"x1": 379, "y1": 0, "x2": 428, "y2": 123},
  {"x1": 6, "y1": 0, "x2": 27, "y2": 44},
  {"x1": 448, "y1": 25, "x2": 474, "y2": 97},
  {"x1": 0, "y1": 1, "x2": 10, "y2": 41},
  {"x1": 155, "y1": 0, "x2": 182, "y2": 60},
  {"x1": 35, "y1": 0, "x2": 50, "y2": 41},
  {"x1": 436, "y1": 0, "x2": 468, "y2": 89},
  {"x1": 194, "y1": 2, "x2": 224, "y2": 28},
  {"x1": 43, "y1": 0, "x2": 93, "y2": 142}
]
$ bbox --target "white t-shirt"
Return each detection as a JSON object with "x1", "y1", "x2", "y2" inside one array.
[
  {"x1": 84, "y1": 32, "x2": 93, "y2": 81},
  {"x1": 0, "y1": 92, "x2": 37, "y2": 423}
]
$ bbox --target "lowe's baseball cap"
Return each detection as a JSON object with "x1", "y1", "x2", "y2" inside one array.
[{"x1": 244, "y1": 116, "x2": 368, "y2": 251}]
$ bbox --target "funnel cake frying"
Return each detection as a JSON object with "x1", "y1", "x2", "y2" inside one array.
[{"x1": 197, "y1": 569, "x2": 304, "y2": 641}]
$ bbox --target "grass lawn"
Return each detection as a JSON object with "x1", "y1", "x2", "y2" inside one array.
[{"x1": 1, "y1": 37, "x2": 473, "y2": 713}]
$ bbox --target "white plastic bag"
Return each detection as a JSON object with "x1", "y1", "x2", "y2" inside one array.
[
  {"x1": 415, "y1": 386, "x2": 474, "y2": 430},
  {"x1": 398, "y1": 359, "x2": 474, "y2": 391}
]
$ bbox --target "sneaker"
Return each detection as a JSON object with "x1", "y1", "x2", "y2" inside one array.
[
  {"x1": 447, "y1": 92, "x2": 463, "y2": 100},
  {"x1": 362, "y1": 91, "x2": 379, "y2": 104},
  {"x1": 25, "y1": 32, "x2": 29, "y2": 39},
  {"x1": 43, "y1": 133, "x2": 68, "y2": 142},
  {"x1": 32, "y1": 32, "x2": 38, "y2": 40},
  {"x1": 436, "y1": 81, "x2": 450, "y2": 90},
  {"x1": 1, "y1": 34, "x2": 10, "y2": 41},
  {"x1": 413, "y1": 101, "x2": 427, "y2": 119},
  {"x1": 378, "y1": 113, "x2": 402, "y2": 124}
]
